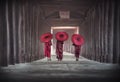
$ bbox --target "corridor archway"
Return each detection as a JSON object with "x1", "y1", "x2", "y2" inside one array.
[{"x1": 51, "y1": 26, "x2": 79, "y2": 56}]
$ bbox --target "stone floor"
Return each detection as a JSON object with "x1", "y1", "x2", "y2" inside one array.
[{"x1": 0, "y1": 52, "x2": 120, "y2": 82}]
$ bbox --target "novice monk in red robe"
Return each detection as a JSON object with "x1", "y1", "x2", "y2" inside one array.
[
  {"x1": 56, "y1": 40, "x2": 64, "y2": 61},
  {"x1": 44, "y1": 41, "x2": 52, "y2": 61},
  {"x1": 55, "y1": 32, "x2": 68, "y2": 61},
  {"x1": 72, "y1": 34, "x2": 84, "y2": 61},
  {"x1": 73, "y1": 44, "x2": 81, "y2": 61}
]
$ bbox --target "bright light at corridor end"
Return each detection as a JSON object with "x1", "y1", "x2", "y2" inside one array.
[{"x1": 51, "y1": 26, "x2": 79, "y2": 34}]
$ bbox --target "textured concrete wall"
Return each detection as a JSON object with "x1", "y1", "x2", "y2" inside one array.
[
  {"x1": 0, "y1": 0, "x2": 46, "y2": 66},
  {"x1": 80, "y1": 0, "x2": 120, "y2": 64}
]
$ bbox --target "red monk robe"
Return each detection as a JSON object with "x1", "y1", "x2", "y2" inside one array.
[
  {"x1": 44, "y1": 41, "x2": 52, "y2": 61},
  {"x1": 73, "y1": 44, "x2": 81, "y2": 61},
  {"x1": 56, "y1": 40, "x2": 64, "y2": 61}
]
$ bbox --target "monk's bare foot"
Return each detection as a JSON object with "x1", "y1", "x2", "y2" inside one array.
[{"x1": 76, "y1": 58, "x2": 79, "y2": 61}]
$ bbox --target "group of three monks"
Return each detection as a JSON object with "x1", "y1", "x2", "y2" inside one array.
[{"x1": 40, "y1": 32, "x2": 84, "y2": 61}]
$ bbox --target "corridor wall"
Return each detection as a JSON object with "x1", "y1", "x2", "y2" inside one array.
[
  {"x1": 0, "y1": 0, "x2": 47, "y2": 66},
  {"x1": 80, "y1": 0, "x2": 120, "y2": 64}
]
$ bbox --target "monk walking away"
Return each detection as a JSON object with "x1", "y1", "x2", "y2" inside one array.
[
  {"x1": 55, "y1": 32, "x2": 68, "y2": 61},
  {"x1": 40, "y1": 32, "x2": 53, "y2": 61},
  {"x1": 73, "y1": 44, "x2": 81, "y2": 61},
  {"x1": 56, "y1": 40, "x2": 64, "y2": 61},
  {"x1": 72, "y1": 34, "x2": 84, "y2": 61},
  {"x1": 44, "y1": 41, "x2": 52, "y2": 61}
]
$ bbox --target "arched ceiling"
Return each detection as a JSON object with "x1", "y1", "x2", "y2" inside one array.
[
  {"x1": 27, "y1": 0, "x2": 97, "y2": 25},
  {"x1": 38, "y1": 0, "x2": 97, "y2": 21}
]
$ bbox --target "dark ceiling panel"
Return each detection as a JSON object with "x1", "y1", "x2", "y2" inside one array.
[
  {"x1": 24, "y1": 0, "x2": 97, "y2": 23},
  {"x1": 37, "y1": 0, "x2": 97, "y2": 21},
  {"x1": 37, "y1": 0, "x2": 96, "y2": 6}
]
